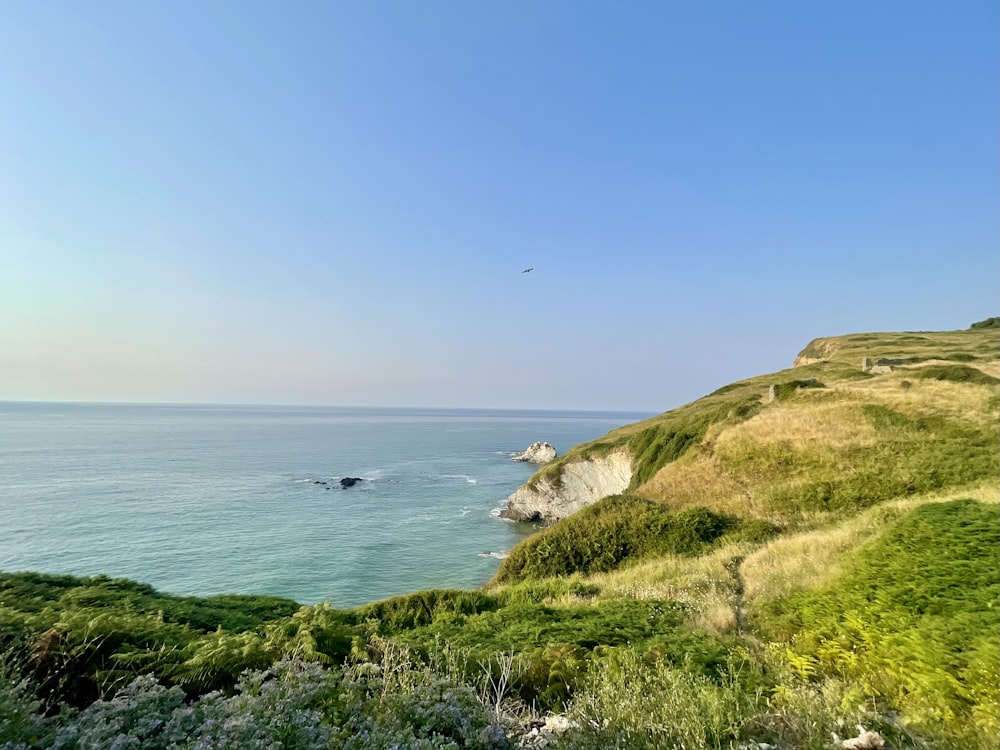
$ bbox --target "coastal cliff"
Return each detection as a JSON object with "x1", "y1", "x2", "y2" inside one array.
[
  {"x1": 500, "y1": 324, "x2": 1000, "y2": 529},
  {"x1": 501, "y1": 449, "x2": 632, "y2": 523}
]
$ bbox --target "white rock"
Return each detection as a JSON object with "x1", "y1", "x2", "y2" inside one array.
[
  {"x1": 841, "y1": 726, "x2": 885, "y2": 750},
  {"x1": 502, "y1": 449, "x2": 633, "y2": 524},
  {"x1": 543, "y1": 715, "x2": 579, "y2": 733},
  {"x1": 510, "y1": 441, "x2": 557, "y2": 464}
]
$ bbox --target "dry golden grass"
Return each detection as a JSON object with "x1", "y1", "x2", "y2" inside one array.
[
  {"x1": 740, "y1": 479, "x2": 999, "y2": 605},
  {"x1": 630, "y1": 356, "x2": 997, "y2": 546},
  {"x1": 718, "y1": 400, "x2": 879, "y2": 451},
  {"x1": 794, "y1": 327, "x2": 999, "y2": 369},
  {"x1": 638, "y1": 399, "x2": 884, "y2": 518},
  {"x1": 830, "y1": 368, "x2": 998, "y2": 429},
  {"x1": 972, "y1": 359, "x2": 1000, "y2": 378},
  {"x1": 637, "y1": 453, "x2": 749, "y2": 517},
  {"x1": 576, "y1": 480, "x2": 999, "y2": 637},
  {"x1": 586, "y1": 543, "x2": 758, "y2": 635}
]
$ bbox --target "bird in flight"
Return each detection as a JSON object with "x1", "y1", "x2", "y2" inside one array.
[{"x1": 521, "y1": 267, "x2": 533, "y2": 273}]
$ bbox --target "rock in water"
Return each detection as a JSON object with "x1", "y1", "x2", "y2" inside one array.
[
  {"x1": 339, "y1": 477, "x2": 363, "y2": 488},
  {"x1": 510, "y1": 441, "x2": 557, "y2": 464}
]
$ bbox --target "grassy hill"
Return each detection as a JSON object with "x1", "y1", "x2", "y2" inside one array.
[{"x1": 1, "y1": 323, "x2": 997, "y2": 749}]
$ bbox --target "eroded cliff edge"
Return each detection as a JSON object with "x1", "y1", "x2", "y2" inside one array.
[{"x1": 500, "y1": 449, "x2": 632, "y2": 524}]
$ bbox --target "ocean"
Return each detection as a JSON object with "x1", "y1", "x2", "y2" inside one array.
[{"x1": 0, "y1": 402, "x2": 650, "y2": 607}]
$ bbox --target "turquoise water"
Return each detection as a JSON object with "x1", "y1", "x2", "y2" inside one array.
[{"x1": 0, "y1": 402, "x2": 649, "y2": 607}]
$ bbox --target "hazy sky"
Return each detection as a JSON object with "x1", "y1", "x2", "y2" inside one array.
[{"x1": 1, "y1": 2, "x2": 996, "y2": 411}]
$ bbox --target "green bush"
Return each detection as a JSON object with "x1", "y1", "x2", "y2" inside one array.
[
  {"x1": 910, "y1": 364, "x2": 999, "y2": 386},
  {"x1": 354, "y1": 590, "x2": 499, "y2": 633},
  {"x1": 969, "y1": 316, "x2": 1000, "y2": 329},
  {"x1": 495, "y1": 579, "x2": 600, "y2": 607},
  {"x1": 495, "y1": 497, "x2": 736, "y2": 583},
  {"x1": 0, "y1": 572, "x2": 300, "y2": 632},
  {"x1": 754, "y1": 500, "x2": 1000, "y2": 748},
  {"x1": 771, "y1": 378, "x2": 825, "y2": 401}
]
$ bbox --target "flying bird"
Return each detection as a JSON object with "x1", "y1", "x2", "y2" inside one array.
[{"x1": 521, "y1": 267, "x2": 533, "y2": 273}]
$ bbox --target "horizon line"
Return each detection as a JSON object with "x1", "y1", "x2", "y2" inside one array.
[{"x1": 0, "y1": 398, "x2": 660, "y2": 416}]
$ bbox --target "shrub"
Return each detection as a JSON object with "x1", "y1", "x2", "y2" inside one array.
[
  {"x1": 564, "y1": 649, "x2": 760, "y2": 750},
  {"x1": 361, "y1": 678, "x2": 512, "y2": 749},
  {"x1": 754, "y1": 500, "x2": 1000, "y2": 748},
  {"x1": 969, "y1": 316, "x2": 1000, "y2": 329},
  {"x1": 495, "y1": 497, "x2": 735, "y2": 583},
  {"x1": 910, "y1": 364, "x2": 999, "y2": 386},
  {"x1": 771, "y1": 379, "x2": 825, "y2": 401},
  {"x1": 0, "y1": 653, "x2": 47, "y2": 748},
  {"x1": 354, "y1": 590, "x2": 499, "y2": 633},
  {"x1": 42, "y1": 656, "x2": 511, "y2": 750}
]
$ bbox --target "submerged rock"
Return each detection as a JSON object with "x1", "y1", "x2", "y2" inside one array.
[{"x1": 510, "y1": 441, "x2": 557, "y2": 464}]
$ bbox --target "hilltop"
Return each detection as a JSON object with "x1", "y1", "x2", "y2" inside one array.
[
  {"x1": 503, "y1": 325, "x2": 998, "y2": 527},
  {"x1": 0, "y1": 322, "x2": 997, "y2": 749}
]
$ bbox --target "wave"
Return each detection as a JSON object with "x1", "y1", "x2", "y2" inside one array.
[
  {"x1": 442, "y1": 474, "x2": 477, "y2": 484},
  {"x1": 490, "y1": 506, "x2": 516, "y2": 523},
  {"x1": 478, "y1": 550, "x2": 508, "y2": 560}
]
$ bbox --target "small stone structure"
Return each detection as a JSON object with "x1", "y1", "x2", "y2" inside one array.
[{"x1": 862, "y1": 356, "x2": 911, "y2": 373}]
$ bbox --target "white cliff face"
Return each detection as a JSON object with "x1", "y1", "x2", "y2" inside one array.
[
  {"x1": 501, "y1": 450, "x2": 633, "y2": 524},
  {"x1": 510, "y1": 441, "x2": 557, "y2": 464}
]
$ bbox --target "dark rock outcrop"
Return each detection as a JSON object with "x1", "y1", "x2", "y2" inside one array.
[{"x1": 340, "y1": 477, "x2": 363, "y2": 488}]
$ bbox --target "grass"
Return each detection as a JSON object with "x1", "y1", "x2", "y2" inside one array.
[
  {"x1": 585, "y1": 543, "x2": 755, "y2": 636},
  {"x1": 0, "y1": 572, "x2": 300, "y2": 631},
  {"x1": 910, "y1": 363, "x2": 999, "y2": 385},
  {"x1": 740, "y1": 480, "x2": 999, "y2": 606},
  {"x1": 1, "y1": 325, "x2": 997, "y2": 748},
  {"x1": 754, "y1": 499, "x2": 1000, "y2": 747},
  {"x1": 630, "y1": 364, "x2": 998, "y2": 526},
  {"x1": 571, "y1": 480, "x2": 1000, "y2": 638},
  {"x1": 493, "y1": 495, "x2": 776, "y2": 584}
]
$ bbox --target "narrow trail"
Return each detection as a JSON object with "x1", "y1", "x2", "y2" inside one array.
[{"x1": 725, "y1": 555, "x2": 748, "y2": 635}]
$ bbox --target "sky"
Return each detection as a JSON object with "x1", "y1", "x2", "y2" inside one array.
[{"x1": 1, "y1": 1, "x2": 997, "y2": 412}]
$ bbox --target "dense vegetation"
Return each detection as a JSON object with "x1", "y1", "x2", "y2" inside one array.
[
  {"x1": 1, "y1": 324, "x2": 997, "y2": 748},
  {"x1": 494, "y1": 495, "x2": 776, "y2": 583},
  {"x1": 755, "y1": 500, "x2": 1000, "y2": 747}
]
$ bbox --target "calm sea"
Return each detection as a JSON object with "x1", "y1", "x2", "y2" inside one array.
[{"x1": 0, "y1": 402, "x2": 649, "y2": 607}]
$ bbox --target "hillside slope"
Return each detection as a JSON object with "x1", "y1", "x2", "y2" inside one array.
[
  {"x1": 1, "y1": 323, "x2": 997, "y2": 749},
  {"x1": 503, "y1": 326, "x2": 998, "y2": 527}
]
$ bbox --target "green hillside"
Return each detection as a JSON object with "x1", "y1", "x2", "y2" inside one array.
[{"x1": 1, "y1": 323, "x2": 997, "y2": 749}]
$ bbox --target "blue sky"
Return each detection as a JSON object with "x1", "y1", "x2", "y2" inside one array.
[{"x1": 1, "y1": 1, "x2": 996, "y2": 411}]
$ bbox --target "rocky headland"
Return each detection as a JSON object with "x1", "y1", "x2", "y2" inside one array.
[{"x1": 501, "y1": 449, "x2": 632, "y2": 524}]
